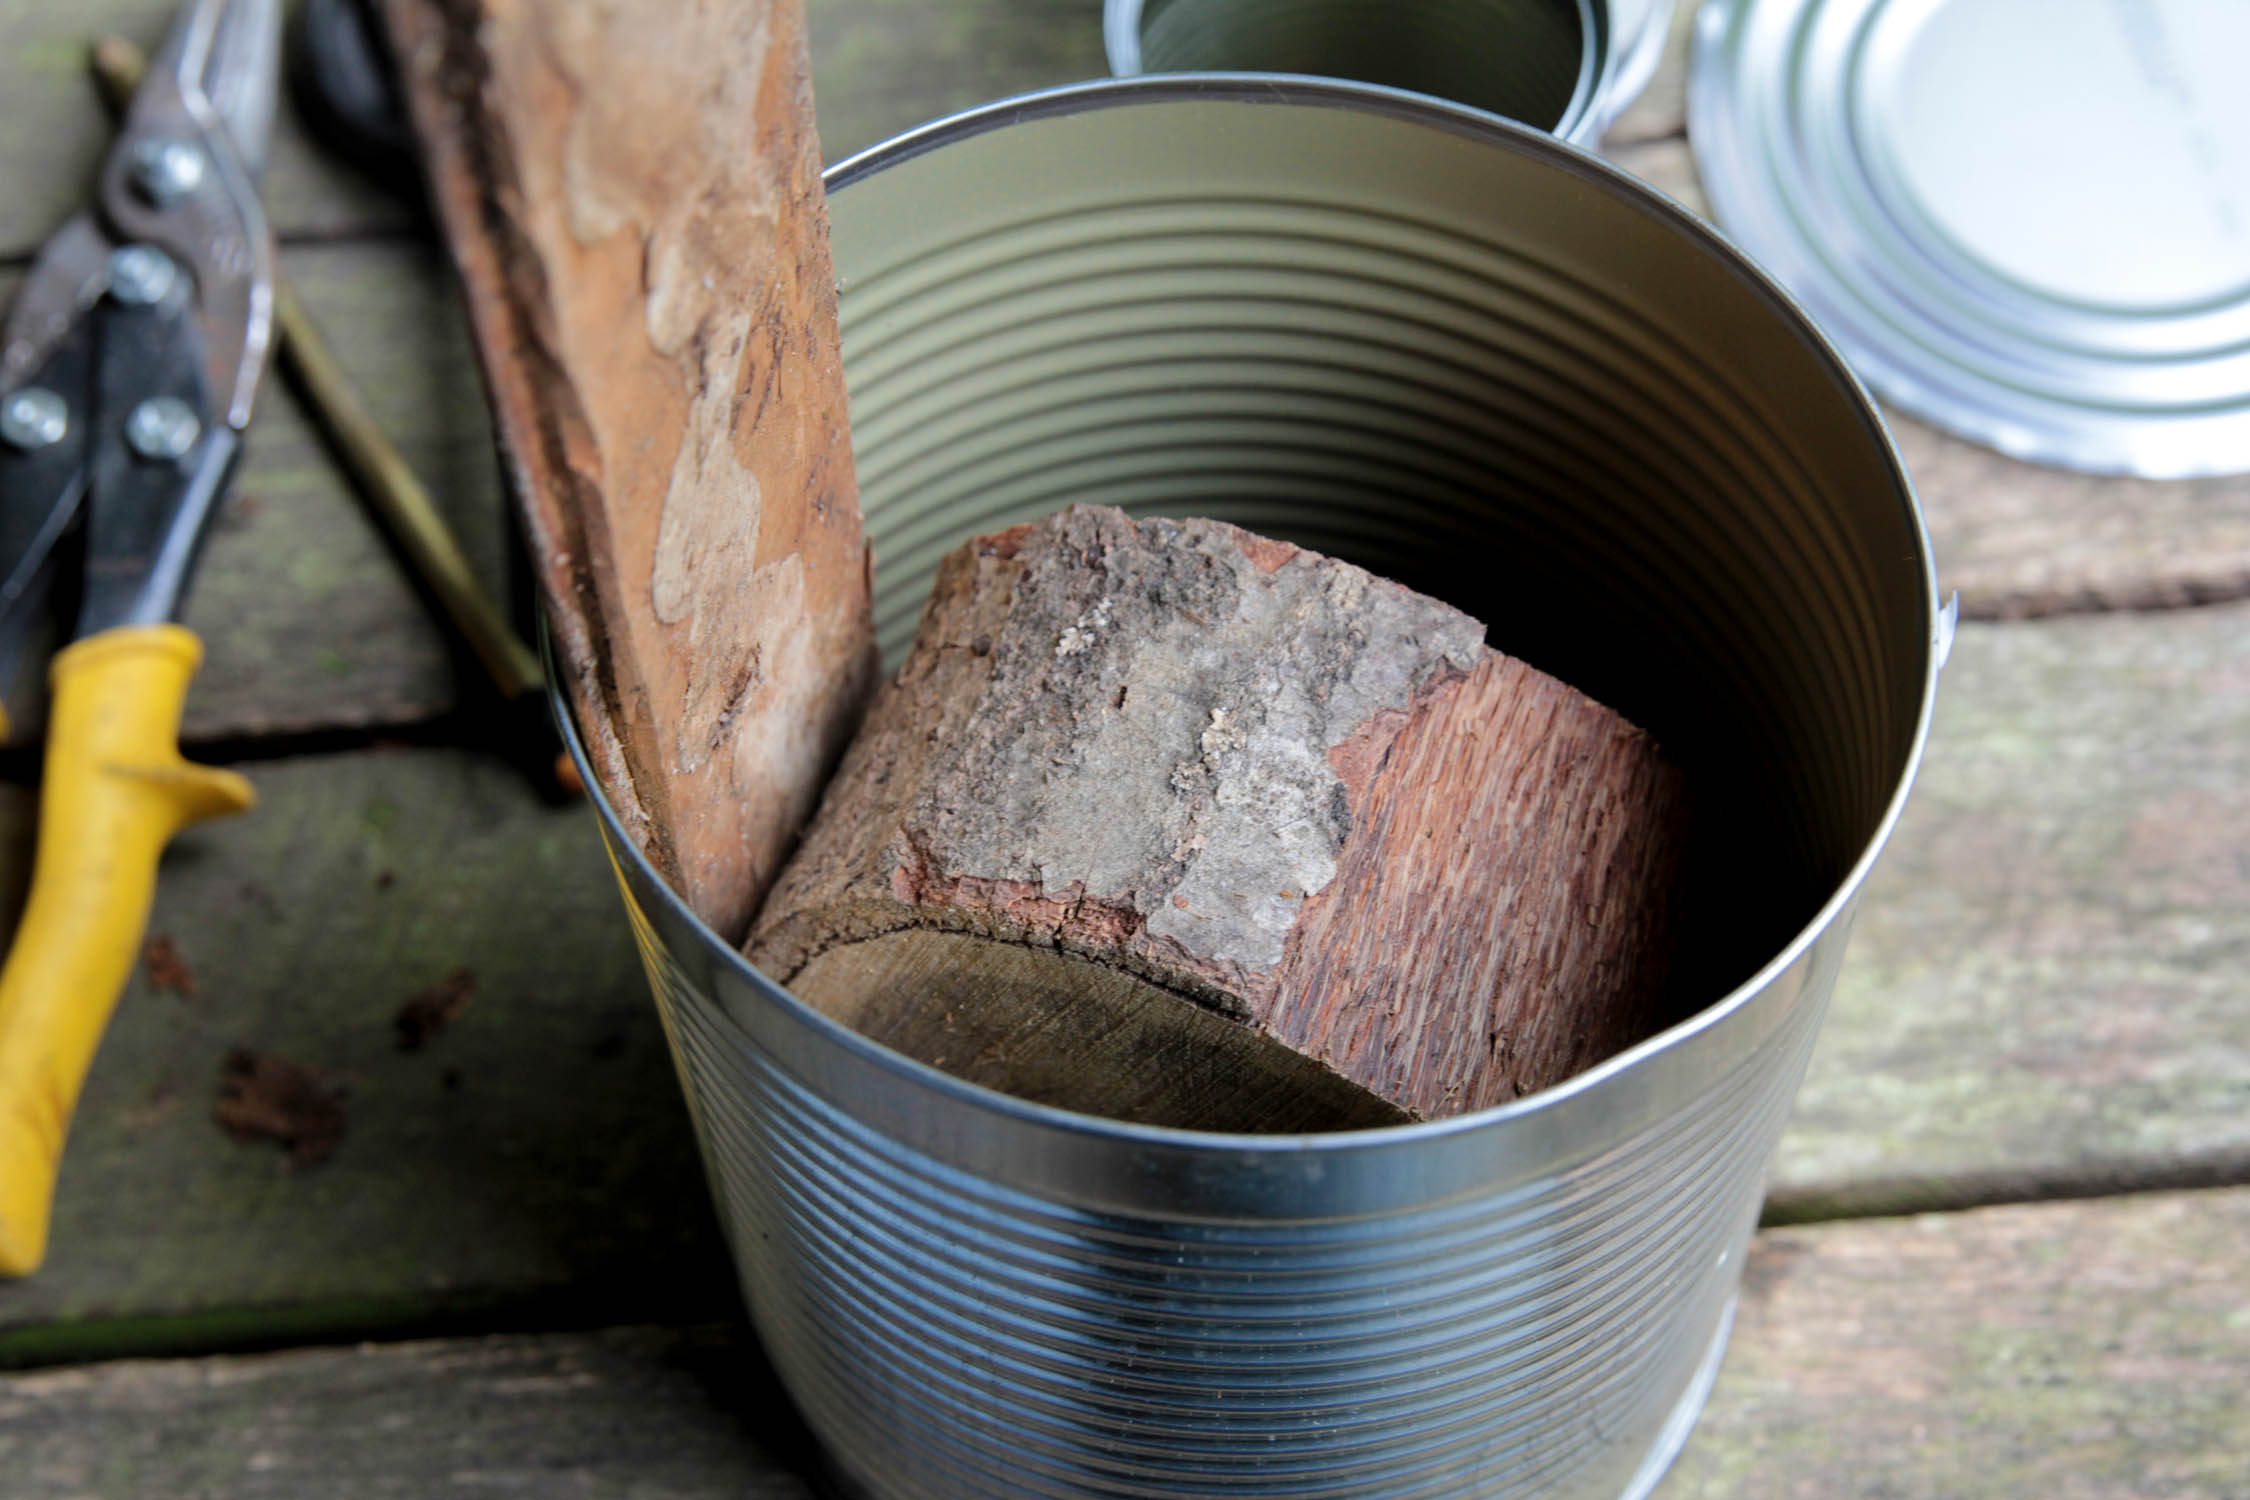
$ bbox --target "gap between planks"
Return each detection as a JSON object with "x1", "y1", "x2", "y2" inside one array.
[{"x1": 1763, "y1": 1145, "x2": 2250, "y2": 1228}]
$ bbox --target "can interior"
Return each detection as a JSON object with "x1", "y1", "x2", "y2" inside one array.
[
  {"x1": 1123, "y1": 0, "x2": 1594, "y2": 134},
  {"x1": 825, "y1": 89, "x2": 1930, "y2": 1026}
]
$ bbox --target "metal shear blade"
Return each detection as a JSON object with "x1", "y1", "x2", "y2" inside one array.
[
  {"x1": 96, "y1": 0, "x2": 281, "y2": 432},
  {"x1": 0, "y1": 0, "x2": 279, "y2": 687}
]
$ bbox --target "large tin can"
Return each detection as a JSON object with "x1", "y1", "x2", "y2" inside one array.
[
  {"x1": 578, "y1": 79, "x2": 1939, "y2": 1500},
  {"x1": 1102, "y1": 0, "x2": 1677, "y2": 142}
]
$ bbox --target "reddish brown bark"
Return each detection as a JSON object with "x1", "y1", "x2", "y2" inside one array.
[{"x1": 749, "y1": 507, "x2": 1684, "y2": 1128}]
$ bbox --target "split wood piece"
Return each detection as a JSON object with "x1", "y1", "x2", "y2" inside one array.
[
  {"x1": 748, "y1": 506, "x2": 1685, "y2": 1131},
  {"x1": 380, "y1": 0, "x2": 876, "y2": 941}
]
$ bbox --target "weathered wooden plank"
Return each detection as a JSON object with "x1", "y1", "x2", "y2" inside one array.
[
  {"x1": 1611, "y1": 143, "x2": 2250, "y2": 1195},
  {"x1": 0, "y1": 0, "x2": 414, "y2": 261},
  {"x1": 4, "y1": 0, "x2": 1099, "y2": 744},
  {"x1": 0, "y1": 1325, "x2": 818, "y2": 1498},
  {"x1": 0, "y1": 239, "x2": 506, "y2": 744},
  {"x1": 4, "y1": 1192, "x2": 2241, "y2": 1498},
  {"x1": 1892, "y1": 419, "x2": 2250, "y2": 622},
  {"x1": 1772, "y1": 604, "x2": 2250, "y2": 1207},
  {"x1": 183, "y1": 239, "x2": 512, "y2": 739},
  {"x1": 20, "y1": 8, "x2": 2225, "y2": 745},
  {"x1": 178, "y1": 152, "x2": 2241, "y2": 753},
  {"x1": 1, "y1": 0, "x2": 1103, "y2": 261},
  {"x1": 1660, "y1": 1189, "x2": 2250, "y2": 1498},
  {"x1": 1598, "y1": 0, "x2": 1694, "y2": 146},
  {"x1": 1602, "y1": 137, "x2": 2250, "y2": 619},
  {"x1": 0, "y1": 609, "x2": 2242, "y2": 1351},
  {"x1": 0, "y1": 747, "x2": 735, "y2": 1364},
  {"x1": 385, "y1": 0, "x2": 882, "y2": 943},
  {"x1": 805, "y1": 0, "x2": 1104, "y2": 164}
]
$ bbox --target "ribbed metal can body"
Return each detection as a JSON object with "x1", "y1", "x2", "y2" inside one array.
[
  {"x1": 1101, "y1": 0, "x2": 1678, "y2": 142},
  {"x1": 577, "y1": 81, "x2": 1939, "y2": 1500},
  {"x1": 615, "y1": 855, "x2": 1844, "y2": 1500}
]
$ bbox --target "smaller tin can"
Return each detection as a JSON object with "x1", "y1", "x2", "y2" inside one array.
[{"x1": 1102, "y1": 0, "x2": 1677, "y2": 143}]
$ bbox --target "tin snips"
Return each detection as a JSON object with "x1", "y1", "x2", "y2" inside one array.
[{"x1": 0, "y1": 0, "x2": 280, "y2": 1276}]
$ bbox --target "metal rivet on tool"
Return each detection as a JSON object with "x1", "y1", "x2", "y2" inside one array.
[
  {"x1": 125, "y1": 397, "x2": 201, "y2": 462},
  {"x1": 129, "y1": 138, "x2": 208, "y2": 205},
  {"x1": 108, "y1": 245, "x2": 180, "y2": 307},
  {"x1": 0, "y1": 387, "x2": 70, "y2": 451}
]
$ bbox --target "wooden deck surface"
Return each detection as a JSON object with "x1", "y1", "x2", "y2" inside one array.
[{"x1": 2, "y1": 0, "x2": 2244, "y2": 1494}]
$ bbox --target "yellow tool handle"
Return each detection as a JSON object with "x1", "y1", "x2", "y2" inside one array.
[{"x1": 0, "y1": 625, "x2": 253, "y2": 1276}]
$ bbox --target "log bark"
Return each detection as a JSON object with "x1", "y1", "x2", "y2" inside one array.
[
  {"x1": 381, "y1": 0, "x2": 876, "y2": 941},
  {"x1": 748, "y1": 506, "x2": 1685, "y2": 1129}
]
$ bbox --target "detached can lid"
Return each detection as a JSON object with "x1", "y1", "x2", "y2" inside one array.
[{"x1": 1690, "y1": 0, "x2": 2250, "y2": 478}]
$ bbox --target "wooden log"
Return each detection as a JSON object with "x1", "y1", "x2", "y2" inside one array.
[
  {"x1": 748, "y1": 506, "x2": 1685, "y2": 1129},
  {"x1": 381, "y1": 0, "x2": 876, "y2": 942}
]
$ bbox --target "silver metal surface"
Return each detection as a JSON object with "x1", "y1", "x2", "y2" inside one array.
[
  {"x1": 107, "y1": 245, "x2": 180, "y2": 308},
  {"x1": 98, "y1": 0, "x2": 279, "y2": 432},
  {"x1": 1590, "y1": 0, "x2": 1675, "y2": 135},
  {"x1": 1104, "y1": 0, "x2": 1608, "y2": 141},
  {"x1": 572, "y1": 78, "x2": 1937, "y2": 1500},
  {"x1": 1691, "y1": 0, "x2": 2250, "y2": 478},
  {"x1": 201, "y1": 0, "x2": 282, "y2": 178},
  {"x1": 0, "y1": 390, "x2": 69, "y2": 453},
  {"x1": 124, "y1": 396, "x2": 200, "y2": 462},
  {"x1": 128, "y1": 137, "x2": 208, "y2": 205},
  {"x1": 2, "y1": 219, "x2": 109, "y2": 396}
]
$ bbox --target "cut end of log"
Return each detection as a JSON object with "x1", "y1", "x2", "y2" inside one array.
[
  {"x1": 748, "y1": 505, "x2": 1685, "y2": 1132},
  {"x1": 789, "y1": 931, "x2": 1409, "y2": 1131}
]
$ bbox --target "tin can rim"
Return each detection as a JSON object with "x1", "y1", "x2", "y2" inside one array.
[
  {"x1": 558, "y1": 75, "x2": 1942, "y2": 1154},
  {"x1": 1101, "y1": 0, "x2": 1609, "y2": 143}
]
